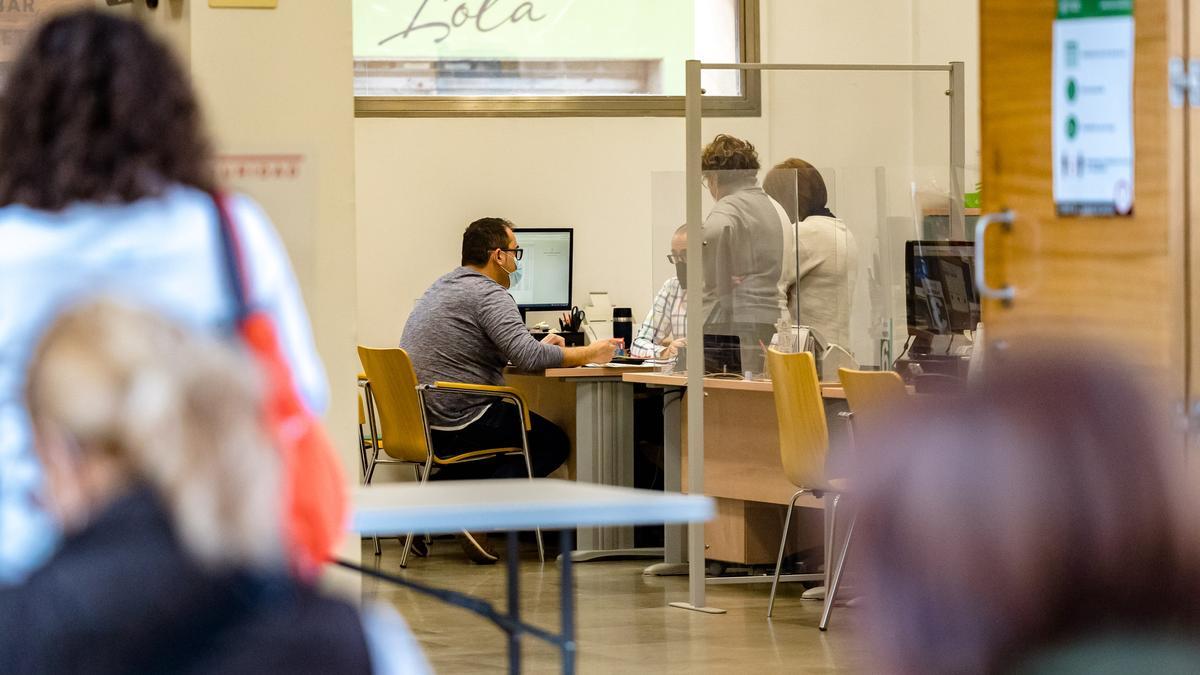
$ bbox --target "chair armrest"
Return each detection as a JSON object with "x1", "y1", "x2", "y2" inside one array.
[{"x1": 427, "y1": 382, "x2": 533, "y2": 430}]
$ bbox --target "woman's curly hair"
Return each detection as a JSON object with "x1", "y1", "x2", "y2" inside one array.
[
  {"x1": 700, "y1": 134, "x2": 759, "y2": 190},
  {"x1": 0, "y1": 9, "x2": 214, "y2": 211}
]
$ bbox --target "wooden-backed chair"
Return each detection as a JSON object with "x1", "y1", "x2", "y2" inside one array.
[
  {"x1": 357, "y1": 346, "x2": 544, "y2": 566},
  {"x1": 765, "y1": 348, "x2": 849, "y2": 630}
]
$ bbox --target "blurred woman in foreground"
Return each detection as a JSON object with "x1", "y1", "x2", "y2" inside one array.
[
  {"x1": 855, "y1": 351, "x2": 1200, "y2": 674},
  {"x1": 0, "y1": 8, "x2": 327, "y2": 582},
  {"x1": 0, "y1": 300, "x2": 428, "y2": 674}
]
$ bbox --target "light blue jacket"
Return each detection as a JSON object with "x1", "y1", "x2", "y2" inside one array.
[{"x1": 0, "y1": 186, "x2": 328, "y2": 583}]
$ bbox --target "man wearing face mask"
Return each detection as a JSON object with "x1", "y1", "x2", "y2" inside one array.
[
  {"x1": 401, "y1": 217, "x2": 622, "y2": 563},
  {"x1": 631, "y1": 224, "x2": 688, "y2": 359}
]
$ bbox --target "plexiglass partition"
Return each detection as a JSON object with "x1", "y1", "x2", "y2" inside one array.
[{"x1": 659, "y1": 60, "x2": 974, "y2": 612}]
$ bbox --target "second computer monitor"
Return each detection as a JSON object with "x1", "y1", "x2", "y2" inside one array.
[
  {"x1": 509, "y1": 228, "x2": 573, "y2": 312},
  {"x1": 905, "y1": 240, "x2": 980, "y2": 339}
]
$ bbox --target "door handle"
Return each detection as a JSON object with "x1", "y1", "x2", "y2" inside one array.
[{"x1": 974, "y1": 210, "x2": 1015, "y2": 304}]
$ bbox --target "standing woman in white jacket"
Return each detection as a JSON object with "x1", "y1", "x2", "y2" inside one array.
[
  {"x1": 0, "y1": 9, "x2": 327, "y2": 583},
  {"x1": 763, "y1": 158, "x2": 859, "y2": 349}
]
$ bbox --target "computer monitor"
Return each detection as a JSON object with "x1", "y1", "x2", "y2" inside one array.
[
  {"x1": 509, "y1": 228, "x2": 573, "y2": 314},
  {"x1": 905, "y1": 240, "x2": 980, "y2": 344}
]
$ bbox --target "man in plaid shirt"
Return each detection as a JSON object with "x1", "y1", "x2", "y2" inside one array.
[{"x1": 631, "y1": 225, "x2": 689, "y2": 358}]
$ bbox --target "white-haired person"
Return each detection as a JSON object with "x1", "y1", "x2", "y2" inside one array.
[{"x1": 0, "y1": 300, "x2": 429, "y2": 674}]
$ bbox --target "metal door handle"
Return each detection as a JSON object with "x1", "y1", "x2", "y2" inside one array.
[{"x1": 974, "y1": 210, "x2": 1015, "y2": 303}]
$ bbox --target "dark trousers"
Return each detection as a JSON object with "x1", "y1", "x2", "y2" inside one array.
[{"x1": 430, "y1": 403, "x2": 569, "y2": 481}]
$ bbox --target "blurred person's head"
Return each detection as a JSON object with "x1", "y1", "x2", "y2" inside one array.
[
  {"x1": 0, "y1": 9, "x2": 214, "y2": 211},
  {"x1": 25, "y1": 299, "x2": 281, "y2": 570},
  {"x1": 701, "y1": 134, "x2": 759, "y2": 199},
  {"x1": 461, "y1": 216, "x2": 520, "y2": 288},
  {"x1": 854, "y1": 350, "x2": 1200, "y2": 674},
  {"x1": 763, "y1": 158, "x2": 830, "y2": 224}
]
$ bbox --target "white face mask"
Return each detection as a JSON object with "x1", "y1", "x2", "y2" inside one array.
[{"x1": 501, "y1": 251, "x2": 522, "y2": 287}]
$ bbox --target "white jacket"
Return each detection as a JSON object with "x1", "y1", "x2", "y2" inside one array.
[{"x1": 0, "y1": 186, "x2": 327, "y2": 583}]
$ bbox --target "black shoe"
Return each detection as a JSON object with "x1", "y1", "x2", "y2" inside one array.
[
  {"x1": 459, "y1": 531, "x2": 499, "y2": 564},
  {"x1": 407, "y1": 537, "x2": 429, "y2": 558}
]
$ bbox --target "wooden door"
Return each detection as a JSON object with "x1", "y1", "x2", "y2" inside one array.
[{"x1": 979, "y1": 0, "x2": 1187, "y2": 408}]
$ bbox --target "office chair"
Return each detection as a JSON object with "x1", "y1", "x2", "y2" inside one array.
[
  {"x1": 357, "y1": 346, "x2": 545, "y2": 566},
  {"x1": 765, "y1": 348, "x2": 847, "y2": 630}
]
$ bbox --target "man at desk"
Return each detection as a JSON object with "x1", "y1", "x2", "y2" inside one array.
[
  {"x1": 401, "y1": 217, "x2": 622, "y2": 561},
  {"x1": 631, "y1": 224, "x2": 687, "y2": 359}
]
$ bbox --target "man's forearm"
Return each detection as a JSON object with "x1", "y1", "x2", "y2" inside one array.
[{"x1": 561, "y1": 345, "x2": 594, "y2": 367}]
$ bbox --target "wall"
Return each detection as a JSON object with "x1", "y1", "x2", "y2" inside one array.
[{"x1": 356, "y1": 0, "x2": 980, "y2": 353}]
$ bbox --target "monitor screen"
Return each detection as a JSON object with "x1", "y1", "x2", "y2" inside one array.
[
  {"x1": 509, "y1": 228, "x2": 573, "y2": 311},
  {"x1": 905, "y1": 240, "x2": 980, "y2": 338}
]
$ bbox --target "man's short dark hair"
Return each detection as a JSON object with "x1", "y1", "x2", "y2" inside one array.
[{"x1": 461, "y1": 217, "x2": 513, "y2": 266}]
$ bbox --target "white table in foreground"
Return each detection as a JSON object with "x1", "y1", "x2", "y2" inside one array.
[{"x1": 352, "y1": 478, "x2": 714, "y2": 536}]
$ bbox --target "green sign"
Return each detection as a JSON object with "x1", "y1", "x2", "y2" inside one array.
[{"x1": 1057, "y1": 0, "x2": 1133, "y2": 19}]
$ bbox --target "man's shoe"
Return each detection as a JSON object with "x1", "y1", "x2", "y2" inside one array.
[
  {"x1": 802, "y1": 585, "x2": 826, "y2": 600},
  {"x1": 459, "y1": 531, "x2": 499, "y2": 564}
]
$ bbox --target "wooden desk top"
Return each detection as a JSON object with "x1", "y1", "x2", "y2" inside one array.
[
  {"x1": 621, "y1": 371, "x2": 848, "y2": 400},
  {"x1": 542, "y1": 365, "x2": 662, "y2": 379}
]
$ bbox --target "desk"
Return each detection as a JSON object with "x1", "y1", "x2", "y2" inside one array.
[
  {"x1": 349, "y1": 479, "x2": 714, "y2": 675},
  {"x1": 623, "y1": 372, "x2": 852, "y2": 576},
  {"x1": 510, "y1": 366, "x2": 663, "y2": 560}
]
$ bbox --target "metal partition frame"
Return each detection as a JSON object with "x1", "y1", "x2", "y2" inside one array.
[{"x1": 672, "y1": 59, "x2": 967, "y2": 614}]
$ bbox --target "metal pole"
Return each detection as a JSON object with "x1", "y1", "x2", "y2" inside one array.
[
  {"x1": 684, "y1": 59, "x2": 707, "y2": 611},
  {"x1": 560, "y1": 529, "x2": 576, "y2": 675},
  {"x1": 949, "y1": 61, "x2": 967, "y2": 239},
  {"x1": 507, "y1": 532, "x2": 521, "y2": 674}
]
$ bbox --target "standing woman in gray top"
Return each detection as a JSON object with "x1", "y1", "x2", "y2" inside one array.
[{"x1": 700, "y1": 135, "x2": 789, "y2": 370}]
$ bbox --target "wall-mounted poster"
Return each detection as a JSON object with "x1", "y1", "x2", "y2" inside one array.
[{"x1": 1052, "y1": 0, "x2": 1135, "y2": 217}]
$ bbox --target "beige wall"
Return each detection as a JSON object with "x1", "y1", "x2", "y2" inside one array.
[{"x1": 355, "y1": 0, "x2": 979, "y2": 350}]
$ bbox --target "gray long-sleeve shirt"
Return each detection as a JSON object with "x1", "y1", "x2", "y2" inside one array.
[
  {"x1": 701, "y1": 184, "x2": 786, "y2": 327},
  {"x1": 400, "y1": 267, "x2": 563, "y2": 429}
]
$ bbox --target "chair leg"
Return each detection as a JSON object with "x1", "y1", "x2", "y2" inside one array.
[
  {"x1": 517, "y1": 437, "x2": 545, "y2": 564},
  {"x1": 768, "y1": 489, "x2": 807, "y2": 618},
  {"x1": 399, "y1": 463, "x2": 432, "y2": 569},
  {"x1": 819, "y1": 504, "x2": 856, "y2": 632},
  {"x1": 365, "y1": 457, "x2": 381, "y2": 556}
]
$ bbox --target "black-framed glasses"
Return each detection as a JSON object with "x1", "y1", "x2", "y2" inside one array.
[
  {"x1": 667, "y1": 253, "x2": 686, "y2": 264},
  {"x1": 497, "y1": 247, "x2": 524, "y2": 261}
]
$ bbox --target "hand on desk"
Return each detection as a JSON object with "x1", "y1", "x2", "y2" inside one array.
[
  {"x1": 541, "y1": 333, "x2": 566, "y2": 347},
  {"x1": 587, "y1": 338, "x2": 624, "y2": 364}
]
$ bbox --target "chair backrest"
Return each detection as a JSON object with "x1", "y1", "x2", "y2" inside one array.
[
  {"x1": 766, "y1": 348, "x2": 830, "y2": 490},
  {"x1": 838, "y1": 368, "x2": 908, "y2": 431},
  {"x1": 357, "y1": 347, "x2": 431, "y2": 463}
]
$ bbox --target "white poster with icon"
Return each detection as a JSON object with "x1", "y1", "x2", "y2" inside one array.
[{"x1": 1052, "y1": 0, "x2": 1134, "y2": 217}]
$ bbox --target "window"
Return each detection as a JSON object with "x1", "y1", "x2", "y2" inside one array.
[{"x1": 353, "y1": 0, "x2": 760, "y2": 117}]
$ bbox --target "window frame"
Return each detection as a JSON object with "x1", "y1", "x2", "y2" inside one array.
[{"x1": 353, "y1": 0, "x2": 761, "y2": 118}]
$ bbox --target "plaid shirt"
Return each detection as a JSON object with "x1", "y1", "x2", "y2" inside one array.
[{"x1": 631, "y1": 277, "x2": 687, "y2": 358}]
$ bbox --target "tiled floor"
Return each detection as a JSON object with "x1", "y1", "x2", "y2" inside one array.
[{"x1": 361, "y1": 537, "x2": 869, "y2": 674}]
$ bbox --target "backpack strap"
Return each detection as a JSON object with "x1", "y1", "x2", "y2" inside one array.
[{"x1": 212, "y1": 192, "x2": 250, "y2": 323}]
